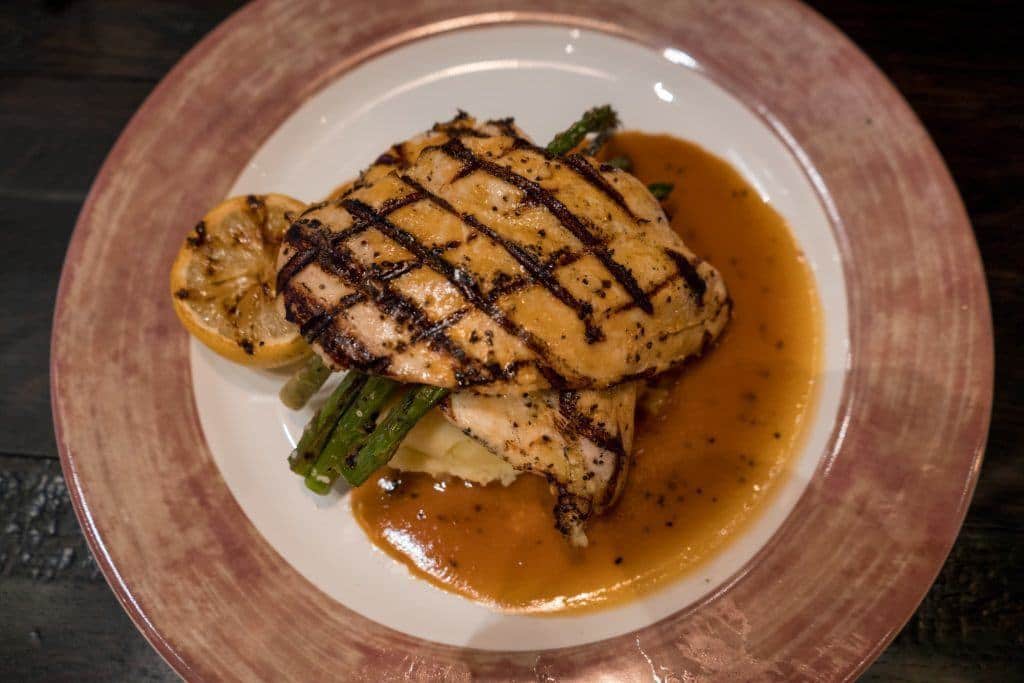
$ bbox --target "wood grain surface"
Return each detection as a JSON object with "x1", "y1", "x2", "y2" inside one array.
[{"x1": 0, "y1": 0, "x2": 1019, "y2": 680}]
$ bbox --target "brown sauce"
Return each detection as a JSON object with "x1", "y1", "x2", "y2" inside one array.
[{"x1": 351, "y1": 132, "x2": 821, "y2": 613}]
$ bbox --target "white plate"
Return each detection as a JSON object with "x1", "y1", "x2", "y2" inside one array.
[{"x1": 191, "y1": 24, "x2": 848, "y2": 650}]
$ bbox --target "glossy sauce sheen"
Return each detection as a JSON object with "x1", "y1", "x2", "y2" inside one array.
[{"x1": 351, "y1": 133, "x2": 821, "y2": 612}]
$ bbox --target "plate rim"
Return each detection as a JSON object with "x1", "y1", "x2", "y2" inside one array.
[{"x1": 51, "y1": 1, "x2": 993, "y2": 680}]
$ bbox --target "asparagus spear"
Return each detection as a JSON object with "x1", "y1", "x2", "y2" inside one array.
[
  {"x1": 342, "y1": 385, "x2": 451, "y2": 487},
  {"x1": 304, "y1": 375, "x2": 400, "y2": 494},
  {"x1": 287, "y1": 370, "x2": 367, "y2": 476},
  {"x1": 546, "y1": 105, "x2": 620, "y2": 156},
  {"x1": 648, "y1": 182, "x2": 675, "y2": 200},
  {"x1": 279, "y1": 354, "x2": 332, "y2": 410},
  {"x1": 584, "y1": 125, "x2": 616, "y2": 157}
]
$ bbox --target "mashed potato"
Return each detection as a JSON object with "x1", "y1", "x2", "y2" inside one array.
[{"x1": 390, "y1": 408, "x2": 518, "y2": 486}]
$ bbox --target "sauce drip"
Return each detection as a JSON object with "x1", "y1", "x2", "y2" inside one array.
[{"x1": 351, "y1": 133, "x2": 821, "y2": 612}]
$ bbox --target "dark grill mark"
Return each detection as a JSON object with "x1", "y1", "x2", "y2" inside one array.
[
  {"x1": 434, "y1": 117, "x2": 490, "y2": 138},
  {"x1": 484, "y1": 251, "x2": 586, "y2": 304},
  {"x1": 557, "y1": 392, "x2": 627, "y2": 457},
  {"x1": 341, "y1": 198, "x2": 575, "y2": 388},
  {"x1": 370, "y1": 237, "x2": 461, "y2": 282},
  {"x1": 299, "y1": 200, "x2": 328, "y2": 217},
  {"x1": 321, "y1": 327, "x2": 391, "y2": 374},
  {"x1": 275, "y1": 245, "x2": 316, "y2": 293},
  {"x1": 398, "y1": 175, "x2": 603, "y2": 342},
  {"x1": 292, "y1": 290, "x2": 365, "y2": 342},
  {"x1": 387, "y1": 143, "x2": 407, "y2": 169},
  {"x1": 484, "y1": 276, "x2": 530, "y2": 303},
  {"x1": 439, "y1": 138, "x2": 653, "y2": 314},
  {"x1": 665, "y1": 249, "x2": 707, "y2": 305},
  {"x1": 561, "y1": 153, "x2": 637, "y2": 219},
  {"x1": 548, "y1": 248, "x2": 587, "y2": 269},
  {"x1": 605, "y1": 273, "x2": 682, "y2": 317},
  {"x1": 299, "y1": 308, "x2": 336, "y2": 341},
  {"x1": 393, "y1": 143, "x2": 408, "y2": 168},
  {"x1": 510, "y1": 136, "x2": 548, "y2": 155},
  {"x1": 310, "y1": 217, "x2": 371, "y2": 247},
  {"x1": 447, "y1": 127, "x2": 489, "y2": 138},
  {"x1": 453, "y1": 161, "x2": 478, "y2": 181},
  {"x1": 373, "y1": 259, "x2": 422, "y2": 281},
  {"x1": 338, "y1": 292, "x2": 366, "y2": 309},
  {"x1": 557, "y1": 391, "x2": 627, "y2": 507},
  {"x1": 411, "y1": 307, "x2": 470, "y2": 343},
  {"x1": 379, "y1": 191, "x2": 425, "y2": 216},
  {"x1": 485, "y1": 117, "x2": 519, "y2": 138},
  {"x1": 283, "y1": 287, "x2": 387, "y2": 373},
  {"x1": 601, "y1": 252, "x2": 711, "y2": 318},
  {"x1": 375, "y1": 142, "x2": 409, "y2": 169}
]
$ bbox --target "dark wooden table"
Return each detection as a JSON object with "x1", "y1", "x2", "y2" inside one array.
[{"x1": 1, "y1": 1, "x2": 1019, "y2": 680}]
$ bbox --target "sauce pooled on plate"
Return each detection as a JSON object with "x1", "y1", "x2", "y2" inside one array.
[{"x1": 351, "y1": 132, "x2": 821, "y2": 612}]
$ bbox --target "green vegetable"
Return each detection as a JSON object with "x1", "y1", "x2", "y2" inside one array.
[
  {"x1": 342, "y1": 385, "x2": 451, "y2": 487},
  {"x1": 584, "y1": 125, "x2": 616, "y2": 157},
  {"x1": 648, "y1": 182, "x2": 675, "y2": 200},
  {"x1": 279, "y1": 354, "x2": 332, "y2": 410},
  {"x1": 287, "y1": 370, "x2": 367, "y2": 476},
  {"x1": 304, "y1": 375, "x2": 400, "y2": 494},
  {"x1": 546, "y1": 105, "x2": 620, "y2": 156},
  {"x1": 604, "y1": 155, "x2": 633, "y2": 171}
]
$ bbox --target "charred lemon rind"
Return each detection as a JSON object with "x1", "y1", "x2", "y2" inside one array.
[{"x1": 169, "y1": 193, "x2": 309, "y2": 368}]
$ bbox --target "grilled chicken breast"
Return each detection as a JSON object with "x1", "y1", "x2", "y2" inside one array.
[
  {"x1": 443, "y1": 384, "x2": 637, "y2": 546},
  {"x1": 276, "y1": 114, "x2": 730, "y2": 395}
]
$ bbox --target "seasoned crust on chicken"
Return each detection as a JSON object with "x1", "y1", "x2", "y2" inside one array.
[
  {"x1": 442, "y1": 384, "x2": 637, "y2": 546},
  {"x1": 276, "y1": 114, "x2": 730, "y2": 395}
]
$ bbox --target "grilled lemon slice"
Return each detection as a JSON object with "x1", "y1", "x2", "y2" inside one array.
[{"x1": 170, "y1": 194, "x2": 307, "y2": 368}]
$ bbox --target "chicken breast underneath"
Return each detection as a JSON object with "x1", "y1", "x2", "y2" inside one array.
[{"x1": 442, "y1": 384, "x2": 637, "y2": 546}]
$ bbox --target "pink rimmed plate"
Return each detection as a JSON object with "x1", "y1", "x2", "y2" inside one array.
[{"x1": 52, "y1": 0, "x2": 992, "y2": 679}]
